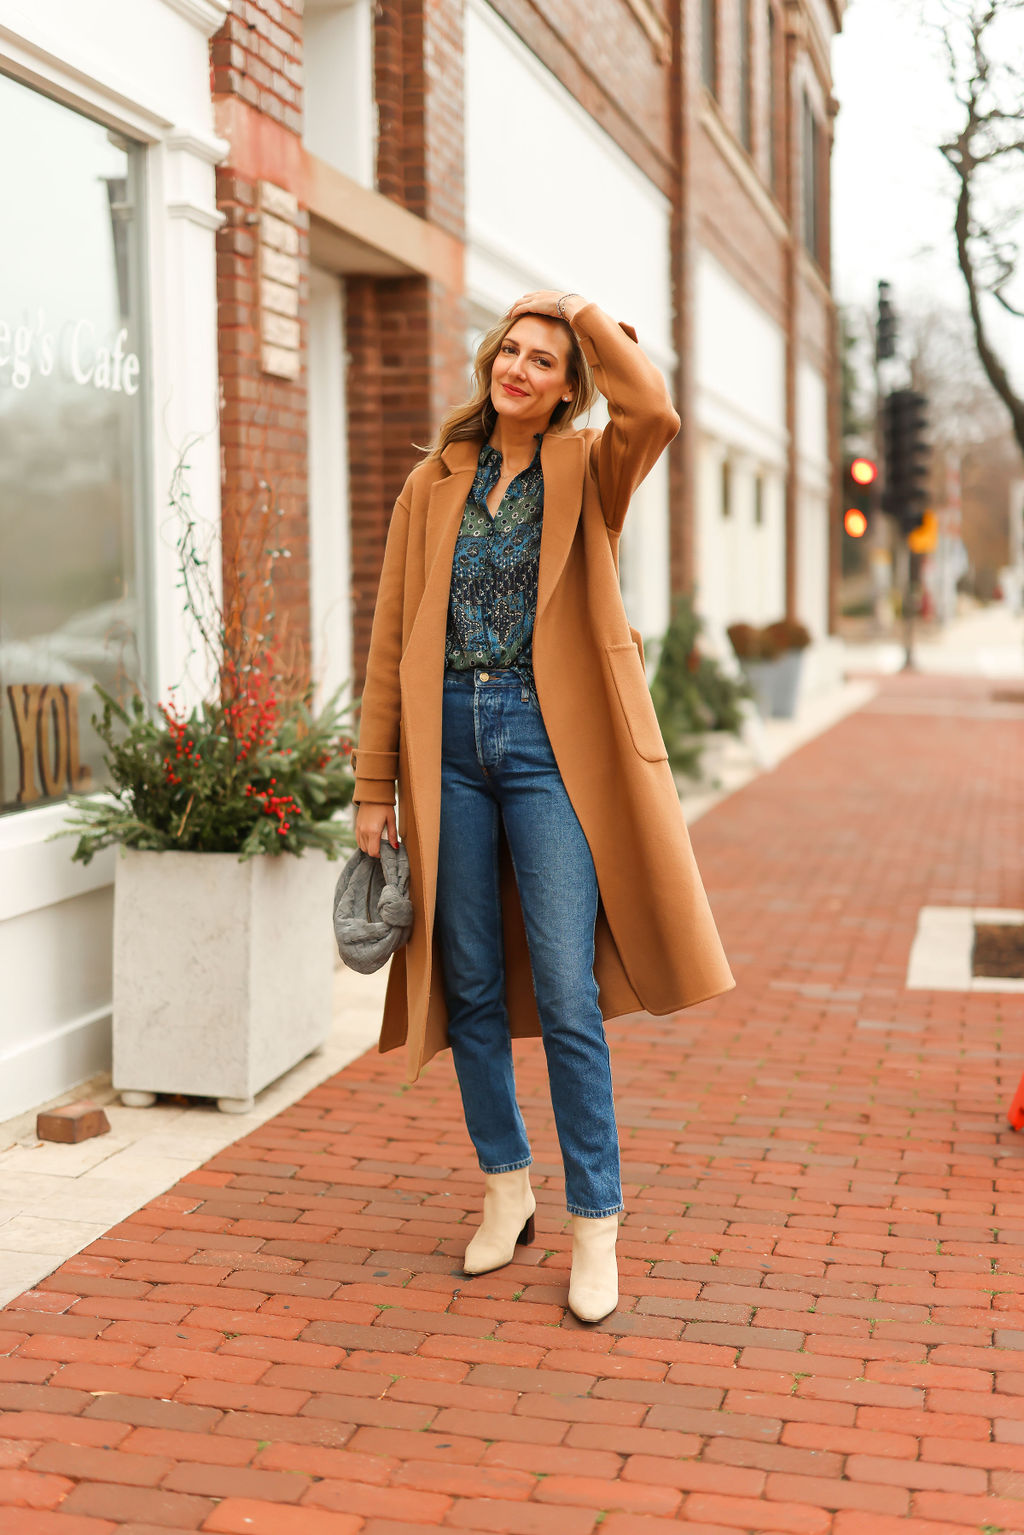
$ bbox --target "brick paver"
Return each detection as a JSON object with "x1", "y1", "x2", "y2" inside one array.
[{"x1": 2, "y1": 673, "x2": 1023, "y2": 1534}]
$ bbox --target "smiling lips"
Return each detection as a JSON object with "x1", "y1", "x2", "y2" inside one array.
[{"x1": 501, "y1": 383, "x2": 527, "y2": 397}]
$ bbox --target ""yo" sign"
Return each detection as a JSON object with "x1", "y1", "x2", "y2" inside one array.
[{"x1": 6, "y1": 684, "x2": 92, "y2": 806}]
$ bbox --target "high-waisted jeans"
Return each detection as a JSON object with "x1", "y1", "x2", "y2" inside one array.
[{"x1": 435, "y1": 666, "x2": 623, "y2": 1218}]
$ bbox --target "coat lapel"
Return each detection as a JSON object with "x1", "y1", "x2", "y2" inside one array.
[
  {"x1": 400, "y1": 445, "x2": 477, "y2": 943},
  {"x1": 405, "y1": 444, "x2": 477, "y2": 658},
  {"x1": 537, "y1": 432, "x2": 586, "y2": 626}
]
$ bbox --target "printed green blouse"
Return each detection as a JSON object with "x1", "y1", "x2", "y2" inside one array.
[{"x1": 444, "y1": 435, "x2": 544, "y2": 681}]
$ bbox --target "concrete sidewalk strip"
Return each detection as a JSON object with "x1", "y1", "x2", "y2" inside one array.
[
  {"x1": 908, "y1": 906, "x2": 1024, "y2": 994},
  {"x1": 0, "y1": 967, "x2": 388, "y2": 1309},
  {"x1": 0, "y1": 670, "x2": 1022, "y2": 1534}
]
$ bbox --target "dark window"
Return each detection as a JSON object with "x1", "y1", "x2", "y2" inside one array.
[
  {"x1": 702, "y1": 0, "x2": 718, "y2": 94},
  {"x1": 802, "y1": 91, "x2": 826, "y2": 265},
  {"x1": 740, "y1": 0, "x2": 753, "y2": 152}
]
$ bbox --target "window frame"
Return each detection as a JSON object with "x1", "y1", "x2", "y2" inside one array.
[
  {"x1": 801, "y1": 88, "x2": 827, "y2": 267},
  {"x1": 767, "y1": 2, "x2": 782, "y2": 198},
  {"x1": 739, "y1": 0, "x2": 753, "y2": 154}
]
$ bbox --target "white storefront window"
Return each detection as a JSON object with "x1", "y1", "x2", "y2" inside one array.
[
  {"x1": 0, "y1": 0, "x2": 227, "y2": 1121},
  {"x1": 0, "y1": 73, "x2": 149, "y2": 814}
]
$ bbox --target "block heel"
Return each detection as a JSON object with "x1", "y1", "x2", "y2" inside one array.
[{"x1": 462, "y1": 1168, "x2": 537, "y2": 1276}]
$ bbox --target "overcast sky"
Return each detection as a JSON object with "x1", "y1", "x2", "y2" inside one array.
[{"x1": 831, "y1": 0, "x2": 1024, "y2": 387}]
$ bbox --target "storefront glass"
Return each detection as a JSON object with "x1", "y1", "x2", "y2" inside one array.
[{"x1": 0, "y1": 71, "x2": 147, "y2": 814}]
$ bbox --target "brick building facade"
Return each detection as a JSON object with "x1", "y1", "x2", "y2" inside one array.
[
  {"x1": 0, "y1": 0, "x2": 843, "y2": 1119},
  {"x1": 209, "y1": 0, "x2": 845, "y2": 689}
]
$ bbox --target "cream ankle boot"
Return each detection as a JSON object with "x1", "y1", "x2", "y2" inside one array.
[
  {"x1": 463, "y1": 1167, "x2": 536, "y2": 1276},
  {"x1": 567, "y1": 1213, "x2": 619, "y2": 1322}
]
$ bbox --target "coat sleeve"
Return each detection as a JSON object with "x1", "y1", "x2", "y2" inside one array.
[
  {"x1": 351, "y1": 493, "x2": 411, "y2": 806},
  {"x1": 570, "y1": 301, "x2": 681, "y2": 535}
]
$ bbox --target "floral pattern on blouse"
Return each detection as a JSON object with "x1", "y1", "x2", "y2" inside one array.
[{"x1": 444, "y1": 436, "x2": 544, "y2": 681}]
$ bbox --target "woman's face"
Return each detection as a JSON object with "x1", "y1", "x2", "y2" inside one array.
[{"x1": 490, "y1": 315, "x2": 573, "y2": 431}]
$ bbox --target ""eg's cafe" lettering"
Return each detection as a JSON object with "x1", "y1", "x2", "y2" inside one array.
[{"x1": 0, "y1": 311, "x2": 141, "y2": 394}]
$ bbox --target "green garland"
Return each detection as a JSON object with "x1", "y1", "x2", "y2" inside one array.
[
  {"x1": 61, "y1": 685, "x2": 356, "y2": 865},
  {"x1": 54, "y1": 453, "x2": 357, "y2": 865}
]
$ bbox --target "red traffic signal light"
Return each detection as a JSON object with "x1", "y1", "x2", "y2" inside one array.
[{"x1": 843, "y1": 456, "x2": 877, "y2": 538}]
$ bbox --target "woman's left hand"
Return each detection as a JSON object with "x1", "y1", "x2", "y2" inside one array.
[{"x1": 508, "y1": 290, "x2": 586, "y2": 324}]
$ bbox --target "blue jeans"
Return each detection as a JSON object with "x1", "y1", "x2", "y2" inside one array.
[{"x1": 435, "y1": 666, "x2": 623, "y2": 1218}]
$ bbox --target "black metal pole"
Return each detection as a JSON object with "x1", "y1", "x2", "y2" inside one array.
[{"x1": 902, "y1": 546, "x2": 918, "y2": 670}]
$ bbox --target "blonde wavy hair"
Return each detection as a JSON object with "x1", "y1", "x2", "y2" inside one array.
[{"x1": 425, "y1": 312, "x2": 598, "y2": 461}]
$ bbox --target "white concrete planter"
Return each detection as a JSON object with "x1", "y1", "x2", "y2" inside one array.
[
  {"x1": 112, "y1": 848, "x2": 338, "y2": 1113},
  {"x1": 738, "y1": 657, "x2": 777, "y2": 717},
  {"x1": 770, "y1": 649, "x2": 808, "y2": 718}
]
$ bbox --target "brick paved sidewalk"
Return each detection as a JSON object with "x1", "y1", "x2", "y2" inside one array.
[{"x1": 2, "y1": 672, "x2": 1023, "y2": 1535}]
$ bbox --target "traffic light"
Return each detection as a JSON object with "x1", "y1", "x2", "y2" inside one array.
[
  {"x1": 876, "y1": 280, "x2": 897, "y2": 361},
  {"x1": 882, "y1": 390, "x2": 929, "y2": 534},
  {"x1": 843, "y1": 455, "x2": 877, "y2": 538}
]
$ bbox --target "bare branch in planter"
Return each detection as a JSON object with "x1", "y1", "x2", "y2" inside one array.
[{"x1": 51, "y1": 447, "x2": 358, "y2": 865}]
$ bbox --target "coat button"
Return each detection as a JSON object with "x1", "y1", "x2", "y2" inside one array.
[{"x1": 479, "y1": 671, "x2": 489, "y2": 681}]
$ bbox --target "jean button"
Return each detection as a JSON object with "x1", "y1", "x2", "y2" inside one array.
[{"x1": 479, "y1": 671, "x2": 489, "y2": 681}]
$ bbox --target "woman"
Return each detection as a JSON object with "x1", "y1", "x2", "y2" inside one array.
[{"x1": 352, "y1": 291, "x2": 734, "y2": 1323}]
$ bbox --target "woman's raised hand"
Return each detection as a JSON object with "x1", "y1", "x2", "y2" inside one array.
[
  {"x1": 355, "y1": 801, "x2": 398, "y2": 856},
  {"x1": 508, "y1": 291, "x2": 586, "y2": 324}
]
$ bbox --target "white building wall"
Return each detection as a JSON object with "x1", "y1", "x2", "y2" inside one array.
[
  {"x1": 308, "y1": 268, "x2": 353, "y2": 709},
  {"x1": 694, "y1": 249, "x2": 788, "y2": 632},
  {"x1": 796, "y1": 358, "x2": 830, "y2": 639},
  {"x1": 303, "y1": 0, "x2": 375, "y2": 187},
  {"x1": 463, "y1": 0, "x2": 675, "y2": 651},
  {"x1": 0, "y1": 0, "x2": 228, "y2": 1121}
]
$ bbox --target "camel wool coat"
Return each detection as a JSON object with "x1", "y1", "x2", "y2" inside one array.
[{"x1": 352, "y1": 301, "x2": 735, "y2": 1083}]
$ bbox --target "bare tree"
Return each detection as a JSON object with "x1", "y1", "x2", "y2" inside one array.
[
  {"x1": 904, "y1": 303, "x2": 1009, "y2": 446},
  {"x1": 936, "y1": 0, "x2": 1024, "y2": 455}
]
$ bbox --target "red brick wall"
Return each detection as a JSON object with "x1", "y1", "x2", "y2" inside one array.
[
  {"x1": 692, "y1": 119, "x2": 788, "y2": 325},
  {"x1": 683, "y1": 0, "x2": 841, "y2": 626},
  {"x1": 690, "y1": 0, "x2": 788, "y2": 297},
  {"x1": 345, "y1": 273, "x2": 468, "y2": 690},
  {"x1": 672, "y1": 4, "x2": 697, "y2": 597},
  {"x1": 211, "y1": 0, "x2": 303, "y2": 133},
  {"x1": 347, "y1": 0, "x2": 468, "y2": 692},
  {"x1": 374, "y1": 0, "x2": 465, "y2": 237},
  {"x1": 346, "y1": 277, "x2": 432, "y2": 685},
  {"x1": 209, "y1": 0, "x2": 843, "y2": 691},
  {"x1": 212, "y1": 2, "x2": 311, "y2": 675}
]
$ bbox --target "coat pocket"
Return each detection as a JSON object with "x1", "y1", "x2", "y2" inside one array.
[{"x1": 605, "y1": 642, "x2": 668, "y2": 763}]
